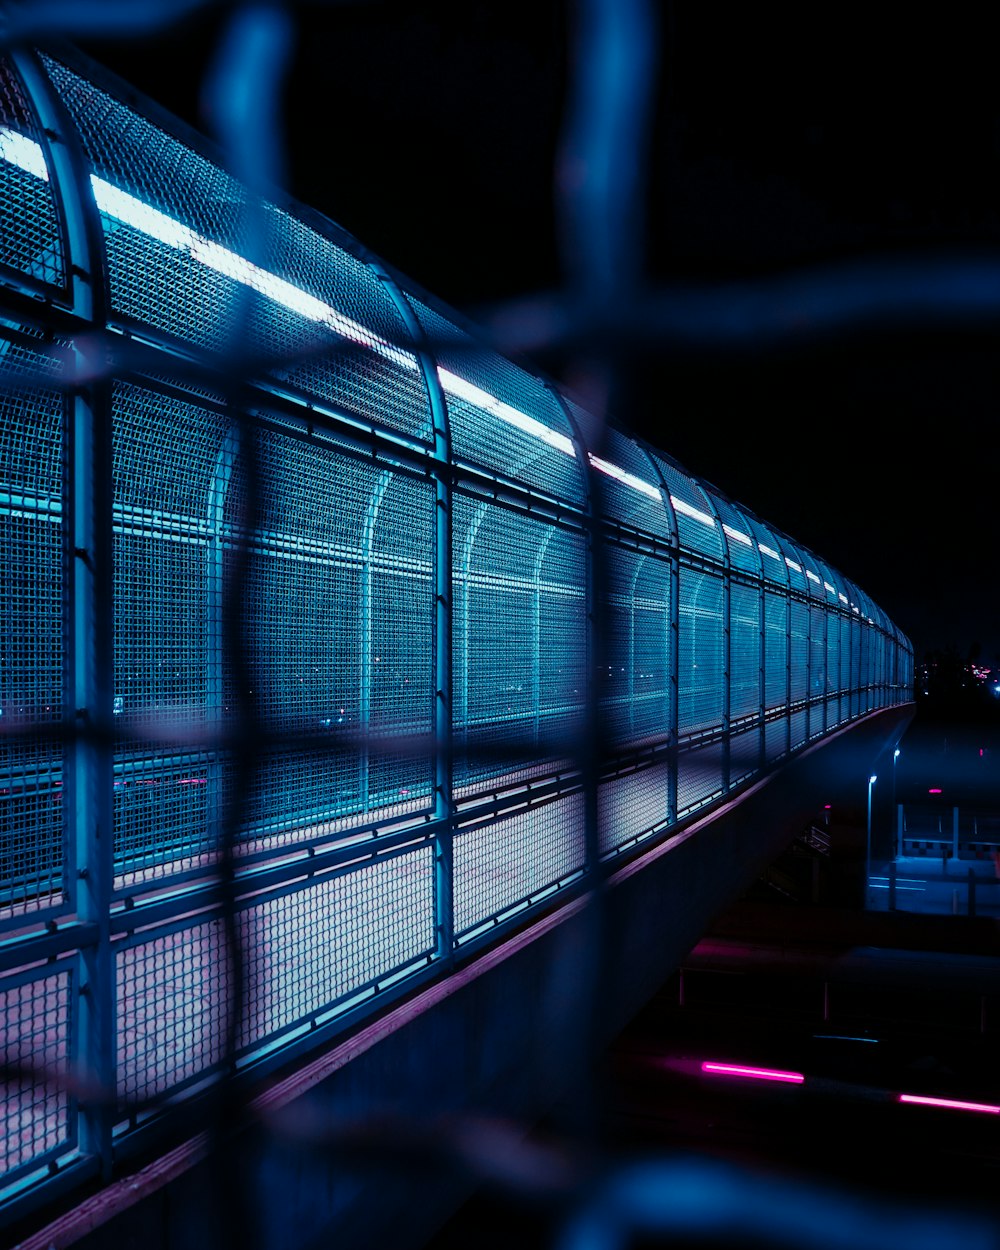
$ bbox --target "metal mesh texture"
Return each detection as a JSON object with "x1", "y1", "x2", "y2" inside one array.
[
  {"x1": 113, "y1": 379, "x2": 231, "y2": 883},
  {"x1": 677, "y1": 741, "x2": 725, "y2": 815},
  {"x1": 453, "y1": 794, "x2": 586, "y2": 939},
  {"x1": 0, "y1": 966, "x2": 72, "y2": 1181},
  {"x1": 0, "y1": 57, "x2": 65, "y2": 288},
  {"x1": 600, "y1": 544, "x2": 671, "y2": 749},
  {"x1": 414, "y1": 300, "x2": 585, "y2": 504},
  {"x1": 0, "y1": 336, "x2": 64, "y2": 919},
  {"x1": 583, "y1": 422, "x2": 672, "y2": 539},
  {"x1": 0, "y1": 33, "x2": 918, "y2": 1231},
  {"x1": 116, "y1": 851, "x2": 436, "y2": 1103},
  {"x1": 598, "y1": 764, "x2": 669, "y2": 856},
  {"x1": 647, "y1": 452, "x2": 725, "y2": 563},
  {"x1": 677, "y1": 566, "x2": 724, "y2": 736},
  {"x1": 40, "y1": 58, "x2": 431, "y2": 440},
  {"x1": 453, "y1": 495, "x2": 587, "y2": 790},
  {"x1": 730, "y1": 581, "x2": 761, "y2": 722},
  {"x1": 243, "y1": 845, "x2": 435, "y2": 1040},
  {"x1": 226, "y1": 429, "x2": 435, "y2": 842}
]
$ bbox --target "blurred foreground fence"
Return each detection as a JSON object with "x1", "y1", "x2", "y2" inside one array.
[{"x1": 0, "y1": 10, "x2": 918, "y2": 1245}]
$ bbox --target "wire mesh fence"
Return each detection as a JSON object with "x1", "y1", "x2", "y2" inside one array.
[{"x1": 0, "y1": 4, "x2": 934, "y2": 1248}]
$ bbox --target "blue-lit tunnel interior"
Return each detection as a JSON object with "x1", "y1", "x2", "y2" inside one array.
[{"x1": 0, "y1": 45, "x2": 913, "y2": 1226}]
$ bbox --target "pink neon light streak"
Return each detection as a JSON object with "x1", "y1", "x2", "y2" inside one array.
[
  {"x1": 700, "y1": 1061, "x2": 804, "y2": 1084},
  {"x1": 899, "y1": 1093, "x2": 1000, "y2": 1115},
  {"x1": 928, "y1": 787, "x2": 942, "y2": 794}
]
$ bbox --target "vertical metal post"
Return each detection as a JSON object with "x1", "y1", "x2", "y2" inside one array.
[
  {"x1": 896, "y1": 803, "x2": 904, "y2": 858},
  {"x1": 17, "y1": 49, "x2": 117, "y2": 1176},
  {"x1": 866, "y1": 773, "x2": 876, "y2": 910},
  {"x1": 371, "y1": 266, "x2": 454, "y2": 964}
]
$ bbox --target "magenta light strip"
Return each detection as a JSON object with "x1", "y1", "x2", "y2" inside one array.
[
  {"x1": 899, "y1": 1093, "x2": 1000, "y2": 1115},
  {"x1": 701, "y1": 1061, "x2": 804, "y2": 1084}
]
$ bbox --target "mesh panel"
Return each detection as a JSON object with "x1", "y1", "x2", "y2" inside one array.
[
  {"x1": 454, "y1": 794, "x2": 586, "y2": 937},
  {"x1": 0, "y1": 338, "x2": 64, "y2": 918},
  {"x1": 0, "y1": 58, "x2": 65, "y2": 287},
  {"x1": 598, "y1": 764, "x2": 670, "y2": 855},
  {"x1": 415, "y1": 300, "x2": 584, "y2": 504},
  {"x1": 730, "y1": 582, "x2": 760, "y2": 721},
  {"x1": 704, "y1": 489, "x2": 760, "y2": 576},
  {"x1": 227, "y1": 432, "x2": 435, "y2": 843},
  {"x1": 729, "y1": 726, "x2": 762, "y2": 782},
  {"x1": 677, "y1": 741, "x2": 724, "y2": 814},
  {"x1": 765, "y1": 714, "x2": 789, "y2": 763},
  {"x1": 453, "y1": 497, "x2": 586, "y2": 790},
  {"x1": 242, "y1": 846, "x2": 435, "y2": 1047},
  {"x1": 583, "y1": 423, "x2": 671, "y2": 538},
  {"x1": 0, "y1": 967, "x2": 73, "y2": 1181},
  {"x1": 789, "y1": 599, "x2": 809, "y2": 702},
  {"x1": 113, "y1": 381, "x2": 230, "y2": 884},
  {"x1": 0, "y1": 965, "x2": 72, "y2": 1180},
  {"x1": 647, "y1": 452, "x2": 725, "y2": 562},
  {"x1": 42, "y1": 58, "x2": 429, "y2": 439},
  {"x1": 738, "y1": 510, "x2": 789, "y2": 588},
  {"x1": 790, "y1": 708, "x2": 807, "y2": 751},
  {"x1": 809, "y1": 605, "x2": 827, "y2": 704},
  {"x1": 600, "y1": 545, "x2": 671, "y2": 748},
  {"x1": 677, "y1": 567, "x2": 723, "y2": 735},
  {"x1": 764, "y1": 591, "x2": 788, "y2": 709},
  {"x1": 117, "y1": 921, "x2": 229, "y2": 1104}
]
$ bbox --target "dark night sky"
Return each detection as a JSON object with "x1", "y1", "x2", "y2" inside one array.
[{"x1": 79, "y1": 3, "x2": 1000, "y2": 664}]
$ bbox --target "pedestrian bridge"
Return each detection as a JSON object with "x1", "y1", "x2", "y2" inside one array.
[{"x1": 0, "y1": 44, "x2": 912, "y2": 1248}]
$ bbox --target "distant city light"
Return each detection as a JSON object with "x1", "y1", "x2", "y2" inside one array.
[{"x1": 928, "y1": 788, "x2": 942, "y2": 794}]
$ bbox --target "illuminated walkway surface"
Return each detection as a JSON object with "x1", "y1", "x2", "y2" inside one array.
[{"x1": 0, "y1": 45, "x2": 912, "y2": 1231}]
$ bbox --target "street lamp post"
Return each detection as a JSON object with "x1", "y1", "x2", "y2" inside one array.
[{"x1": 866, "y1": 773, "x2": 877, "y2": 908}]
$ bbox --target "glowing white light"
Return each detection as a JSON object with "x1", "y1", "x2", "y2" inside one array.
[
  {"x1": 806, "y1": 570, "x2": 821, "y2": 584},
  {"x1": 759, "y1": 544, "x2": 780, "y2": 560},
  {"x1": 91, "y1": 175, "x2": 416, "y2": 370},
  {"x1": 824, "y1": 582, "x2": 837, "y2": 595},
  {"x1": 437, "y1": 367, "x2": 576, "y2": 456},
  {"x1": 838, "y1": 593, "x2": 849, "y2": 604},
  {"x1": 671, "y1": 496, "x2": 716, "y2": 527},
  {"x1": 785, "y1": 557, "x2": 802, "y2": 573},
  {"x1": 0, "y1": 130, "x2": 579, "y2": 462},
  {"x1": 589, "y1": 454, "x2": 660, "y2": 499},
  {"x1": 0, "y1": 127, "x2": 49, "y2": 181},
  {"x1": 722, "y1": 523, "x2": 753, "y2": 547}
]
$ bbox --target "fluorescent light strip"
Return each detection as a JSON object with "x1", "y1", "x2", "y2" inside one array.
[
  {"x1": 806, "y1": 570, "x2": 821, "y2": 584},
  {"x1": 899, "y1": 1093, "x2": 1000, "y2": 1115},
  {"x1": 671, "y1": 496, "x2": 716, "y2": 527},
  {"x1": 588, "y1": 454, "x2": 659, "y2": 499},
  {"x1": 824, "y1": 581, "x2": 837, "y2": 595},
  {"x1": 90, "y1": 175, "x2": 417, "y2": 371},
  {"x1": 0, "y1": 130, "x2": 578, "y2": 461},
  {"x1": 722, "y1": 522, "x2": 753, "y2": 547},
  {"x1": 0, "y1": 125, "x2": 49, "y2": 180},
  {"x1": 839, "y1": 593, "x2": 849, "y2": 604},
  {"x1": 785, "y1": 557, "x2": 802, "y2": 573},
  {"x1": 759, "y1": 544, "x2": 780, "y2": 560},
  {"x1": 701, "y1": 1061, "x2": 804, "y2": 1085}
]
